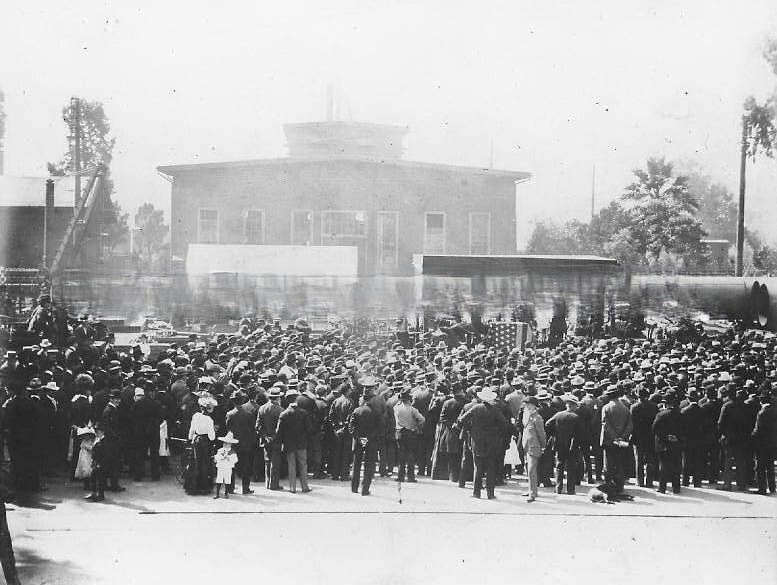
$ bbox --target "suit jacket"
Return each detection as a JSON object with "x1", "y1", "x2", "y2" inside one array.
[
  {"x1": 698, "y1": 398, "x2": 722, "y2": 445},
  {"x1": 752, "y1": 402, "x2": 777, "y2": 451},
  {"x1": 101, "y1": 403, "x2": 122, "y2": 438},
  {"x1": 545, "y1": 410, "x2": 583, "y2": 454},
  {"x1": 255, "y1": 401, "x2": 282, "y2": 440},
  {"x1": 276, "y1": 404, "x2": 312, "y2": 451},
  {"x1": 129, "y1": 397, "x2": 162, "y2": 439},
  {"x1": 653, "y1": 407, "x2": 683, "y2": 453},
  {"x1": 457, "y1": 402, "x2": 506, "y2": 458},
  {"x1": 349, "y1": 404, "x2": 382, "y2": 442},
  {"x1": 630, "y1": 399, "x2": 659, "y2": 448},
  {"x1": 226, "y1": 405, "x2": 257, "y2": 452},
  {"x1": 521, "y1": 411, "x2": 547, "y2": 457},
  {"x1": 718, "y1": 399, "x2": 750, "y2": 446},
  {"x1": 600, "y1": 399, "x2": 632, "y2": 447},
  {"x1": 680, "y1": 402, "x2": 704, "y2": 446},
  {"x1": 329, "y1": 395, "x2": 354, "y2": 435}
]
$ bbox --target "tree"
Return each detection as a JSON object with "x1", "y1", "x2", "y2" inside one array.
[
  {"x1": 526, "y1": 220, "x2": 586, "y2": 255},
  {"x1": 133, "y1": 203, "x2": 168, "y2": 265},
  {"x1": 683, "y1": 169, "x2": 737, "y2": 241},
  {"x1": 621, "y1": 157, "x2": 709, "y2": 265},
  {"x1": 47, "y1": 99, "x2": 115, "y2": 176},
  {"x1": 47, "y1": 97, "x2": 126, "y2": 254},
  {"x1": 105, "y1": 201, "x2": 130, "y2": 254},
  {"x1": 745, "y1": 37, "x2": 777, "y2": 158}
]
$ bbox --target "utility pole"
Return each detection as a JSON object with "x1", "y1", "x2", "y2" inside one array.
[
  {"x1": 71, "y1": 97, "x2": 81, "y2": 210},
  {"x1": 735, "y1": 114, "x2": 749, "y2": 277}
]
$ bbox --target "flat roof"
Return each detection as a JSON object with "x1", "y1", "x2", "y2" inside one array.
[
  {"x1": 157, "y1": 156, "x2": 531, "y2": 182},
  {"x1": 422, "y1": 254, "x2": 619, "y2": 276}
]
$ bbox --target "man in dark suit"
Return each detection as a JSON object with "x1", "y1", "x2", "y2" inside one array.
[
  {"x1": 100, "y1": 389, "x2": 125, "y2": 492},
  {"x1": 276, "y1": 388, "x2": 313, "y2": 493},
  {"x1": 653, "y1": 391, "x2": 684, "y2": 494},
  {"x1": 348, "y1": 379, "x2": 382, "y2": 496},
  {"x1": 328, "y1": 385, "x2": 354, "y2": 481},
  {"x1": 226, "y1": 392, "x2": 258, "y2": 494},
  {"x1": 631, "y1": 386, "x2": 659, "y2": 487},
  {"x1": 411, "y1": 373, "x2": 434, "y2": 476},
  {"x1": 456, "y1": 388, "x2": 507, "y2": 499},
  {"x1": 545, "y1": 394, "x2": 584, "y2": 494},
  {"x1": 698, "y1": 384, "x2": 722, "y2": 485},
  {"x1": 718, "y1": 386, "x2": 750, "y2": 491},
  {"x1": 681, "y1": 389, "x2": 705, "y2": 487},
  {"x1": 256, "y1": 386, "x2": 284, "y2": 490},
  {"x1": 128, "y1": 388, "x2": 162, "y2": 482},
  {"x1": 751, "y1": 389, "x2": 777, "y2": 495}
]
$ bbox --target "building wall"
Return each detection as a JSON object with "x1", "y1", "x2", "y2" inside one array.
[
  {"x1": 169, "y1": 159, "x2": 518, "y2": 275},
  {"x1": 0, "y1": 207, "x2": 72, "y2": 267}
]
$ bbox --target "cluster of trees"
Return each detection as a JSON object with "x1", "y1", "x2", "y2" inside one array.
[
  {"x1": 527, "y1": 158, "x2": 718, "y2": 271},
  {"x1": 528, "y1": 36, "x2": 777, "y2": 275},
  {"x1": 47, "y1": 98, "x2": 169, "y2": 270}
]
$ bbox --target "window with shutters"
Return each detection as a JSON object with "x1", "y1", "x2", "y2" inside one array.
[
  {"x1": 197, "y1": 209, "x2": 219, "y2": 244},
  {"x1": 423, "y1": 212, "x2": 446, "y2": 254}
]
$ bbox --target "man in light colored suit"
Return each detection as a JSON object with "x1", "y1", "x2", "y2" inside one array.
[{"x1": 600, "y1": 385, "x2": 632, "y2": 494}]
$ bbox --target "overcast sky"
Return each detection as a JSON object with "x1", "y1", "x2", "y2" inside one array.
[{"x1": 1, "y1": 0, "x2": 776, "y2": 246}]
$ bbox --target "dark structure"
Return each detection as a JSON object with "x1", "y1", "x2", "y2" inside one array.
[{"x1": 158, "y1": 121, "x2": 531, "y2": 276}]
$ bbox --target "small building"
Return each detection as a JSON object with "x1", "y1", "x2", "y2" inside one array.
[
  {"x1": 158, "y1": 121, "x2": 531, "y2": 276},
  {"x1": 700, "y1": 239, "x2": 732, "y2": 274},
  {"x1": 0, "y1": 174, "x2": 110, "y2": 269}
]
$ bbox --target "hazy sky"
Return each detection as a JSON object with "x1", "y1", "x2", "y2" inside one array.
[{"x1": 1, "y1": 0, "x2": 776, "y2": 246}]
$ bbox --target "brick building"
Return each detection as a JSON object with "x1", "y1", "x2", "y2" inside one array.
[{"x1": 158, "y1": 121, "x2": 530, "y2": 275}]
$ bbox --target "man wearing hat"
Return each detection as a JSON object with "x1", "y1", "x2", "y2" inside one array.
[
  {"x1": 544, "y1": 394, "x2": 584, "y2": 494},
  {"x1": 226, "y1": 392, "x2": 258, "y2": 495},
  {"x1": 276, "y1": 387, "x2": 313, "y2": 493},
  {"x1": 348, "y1": 377, "x2": 382, "y2": 496},
  {"x1": 630, "y1": 387, "x2": 659, "y2": 488},
  {"x1": 698, "y1": 384, "x2": 723, "y2": 486},
  {"x1": 328, "y1": 383, "x2": 354, "y2": 481},
  {"x1": 129, "y1": 387, "x2": 162, "y2": 482},
  {"x1": 652, "y1": 390, "x2": 684, "y2": 494},
  {"x1": 393, "y1": 388, "x2": 425, "y2": 483},
  {"x1": 751, "y1": 388, "x2": 777, "y2": 495},
  {"x1": 521, "y1": 396, "x2": 546, "y2": 502},
  {"x1": 600, "y1": 385, "x2": 632, "y2": 494},
  {"x1": 256, "y1": 386, "x2": 284, "y2": 490},
  {"x1": 99, "y1": 389, "x2": 125, "y2": 492},
  {"x1": 457, "y1": 387, "x2": 507, "y2": 499},
  {"x1": 411, "y1": 372, "x2": 435, "y2": 476},
  {"x1": 718, "y1": 386, "x2": 750, "y2": 491}
]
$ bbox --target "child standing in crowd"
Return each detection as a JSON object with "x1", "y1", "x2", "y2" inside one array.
[
  {"x1": 74, "y1": 427, "x2": 95, "y2": 490},
  {"x1": 213, "y1": 432, "x2": 239, "y2": 499}
]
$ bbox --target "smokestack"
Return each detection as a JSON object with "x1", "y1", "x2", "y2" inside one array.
[{"x1": 0, "y1": 88, "x2": 5, "y2": 175}]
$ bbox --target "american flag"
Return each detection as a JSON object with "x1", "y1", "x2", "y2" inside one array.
[
  {"x1": 486, "y1": 321, "x2": 520, "y2": 350},
  {"x1": 485, "y1": 321, "x2": 531, "y2": 350}
]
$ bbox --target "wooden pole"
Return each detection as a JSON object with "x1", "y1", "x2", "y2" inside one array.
[{"x1": 735, "y1": 114, "x2": 749, "y2": 277}]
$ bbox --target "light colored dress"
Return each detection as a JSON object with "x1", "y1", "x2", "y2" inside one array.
[{"x1": 74, "y1": 436, "x2": 95, "y2": 479}]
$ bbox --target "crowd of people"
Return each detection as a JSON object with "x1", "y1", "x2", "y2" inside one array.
[{"x1": 0, "y1": 295, "x2": 776, "y2": 507}]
